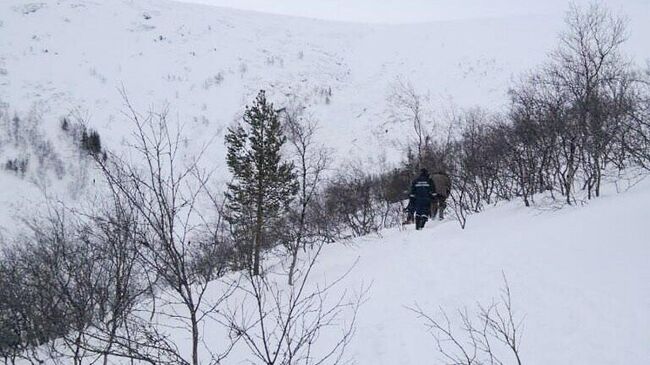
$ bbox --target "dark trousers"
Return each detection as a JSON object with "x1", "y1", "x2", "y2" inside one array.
[
  {"x1": 431, "y1": 196, "x2": 447, "y2": 219},
  {"x1": 415, "y1": 214, "x2": 428, "y2": 230},
  {"x1": 407, "y1": 199, "x2": 432, "y2": 229}
]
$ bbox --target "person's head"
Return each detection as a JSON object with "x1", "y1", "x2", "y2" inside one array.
[{"x1": 419, "y1": 168, "x2": 429, "y2": 176}]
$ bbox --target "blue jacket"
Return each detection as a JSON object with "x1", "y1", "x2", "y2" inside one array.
[{"x1": 408, "y1": 172, "x2": 436, "y2": 216}]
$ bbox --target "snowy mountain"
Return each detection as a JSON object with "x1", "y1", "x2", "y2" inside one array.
[
  {"x1": 1, "y1": 1, "x2": 649, "y2": 364},
  {"x1": 1, "y1": 0, "x2": 648, "y2": 220}
]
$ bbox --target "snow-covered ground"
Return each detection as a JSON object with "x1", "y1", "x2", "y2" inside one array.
[
  {"x1": 1, "y1": 1, "x2": 649, "y2": 363},
  {"x1": 233, "y1": 176, "x2": 650, "y2": 364},
  {"x1": 174, "y1": 0, "x2": 648, "y2": 24},
  {"x1": 153, "y1": 174, "x2": 648, "y2": 365}
]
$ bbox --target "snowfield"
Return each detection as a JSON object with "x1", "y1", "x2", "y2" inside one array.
[
  {"x1": 1, "y1": 0, "x2": 649, "y2": 214},
  {"x1": 162, "y1": 175, "x2": 649, "y2": 365},
  {"x1": 1, "y1": 0, "x2": 650, "y2": 364},
  {"x1": 316, "y1": 177, "x2": 650, "y2": 364}
]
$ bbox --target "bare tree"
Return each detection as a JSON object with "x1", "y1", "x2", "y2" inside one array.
[
  {"x1": 0, "y1": 197, "x2": 187, "y2": 365},
  {"x1": 550, "y1": 3, "x2": 631, "y2": 199},
  {"x1": 403, "y1": 2, "x2": 650, "y2": 221},
  {"x1": 280, "y1": 105, "x2": 331, "y2": 285},
  {"x1": 387, "y1": 78, "x2": 432, "y2": 167},
  {"x1": 73, "y1": 196, "x2": 188, "y2": 365},
  {"x1": 94, "y1": 95, "x2": 235, "y2": 365},
  {"x1": 619, "y1": 65, "x2": 650, "y2": 170},
  {"x1": 223, "y1": 244, "x2": 363, "y2": 365},
  {"x1": 14, "y1": 207, "x2": 102, "y2": 365},
  {"x1": 320, "y1": 166, "x2": 384, "y2": 238},
  {"x1": 0, "y1": 222, "x2": 69, "y2": 365},
  {"x1": 408, "y1": 276, "x2": 524, "y2": 365},
  {"x1": 0, "y1": 169, "x2": 230, "y2": 365}
]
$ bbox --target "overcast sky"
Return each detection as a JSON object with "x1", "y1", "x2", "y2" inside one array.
[{"x1": 171, "y1": 0, "x2": 644, "y2": 23}]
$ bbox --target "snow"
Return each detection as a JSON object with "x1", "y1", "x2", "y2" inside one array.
[
  {"x1": 138, "y1": 174, "x2": 649, "y2": 365},
  {"x1": 1, "y1": 0, "x2": 648, "y2": 229},
  {"x1": 265, "y1": 177, "x2": 650, "y2": 364},
  {"x1": 171, "y1": 0, "x2": 647, "y2": 24},
  {"x1": 1, "y1": 0, "x2": 650, "y2": 363},
  {"x1": 1, "y1": 0, "x2": 648, "y2": 217}
]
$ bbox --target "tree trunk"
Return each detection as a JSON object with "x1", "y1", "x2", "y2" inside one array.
[
  {"x1": 253, "y1": 201, "x2": 263, "y2": 276},
  {"x1": 288, "y1": 245, "x2": 299, "y2": 286},
  {"x1": 191, "y1": 310, "x2": 199, "y2": 365}
]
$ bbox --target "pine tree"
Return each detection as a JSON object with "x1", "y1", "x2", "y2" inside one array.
[
  {"x1": 225, "y1": 90, "x2": 298, "y2": 275},
  {"x1": 80, "y1": 128, "x2": 102, "y2": 155}
]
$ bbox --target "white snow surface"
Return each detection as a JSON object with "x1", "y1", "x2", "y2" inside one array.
[
  {"x1": 328, "y1": 182, "x2": 650, "y2": 364},
  {"x1": 163, "y1": 175, "x2": 650, "y2": 365},
  {"x1": 305, "y1": 178, "x2": 649, "y2": 364},
  {"x1": 1, "y1": 1, "x2": 650, "y2": 363},
  {"x1": 172, "y1": 0, "x2": 648, "y2": 24}
]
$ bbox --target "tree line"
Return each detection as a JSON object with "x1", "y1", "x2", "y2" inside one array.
[{"x1": 386, "y1": 3, "x2": 650, "y2": 227}]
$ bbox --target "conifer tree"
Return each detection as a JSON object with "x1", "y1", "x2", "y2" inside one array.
[{"x1": 225, "y1": 90, "x2": 298, "y2": 275}]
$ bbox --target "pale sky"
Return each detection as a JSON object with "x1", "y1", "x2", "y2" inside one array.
[{"x1": 171, "y1": 0, "x2": 645, "y2": 23}]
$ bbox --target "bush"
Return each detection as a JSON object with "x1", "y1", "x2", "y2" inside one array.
[{"x1": 4, "y1": 157, "x2": 28, "y2": 176}]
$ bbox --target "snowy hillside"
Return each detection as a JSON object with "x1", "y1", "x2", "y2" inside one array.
[
  {"x1": 1, "y1": 0, "x2": 649, "y2": 227},
  {"x1": 314, "y1": 178, "x2": 650, "y2": 364},
  {"x1": 0, "y1": 0, "x2": 570, "y2": 156},
  {"x1": 1, "y1": 1, "x2": 650, "y2": 364},
  {"x1": 156, "y1": 174, "x2": 650, "y2": 365}
]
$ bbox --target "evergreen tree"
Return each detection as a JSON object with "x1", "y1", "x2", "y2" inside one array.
[
  {"x1": 80, "y1": 129, "x2": 102, "y2": 155},
  {"x1": 89, "y1": 131, "x2": 100, "y2": 153},
  {"x1": 225, "y1": 90, "x2": 298, "y2": 275}
]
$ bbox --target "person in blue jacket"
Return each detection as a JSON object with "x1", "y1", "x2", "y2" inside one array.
[{"x1": 405, "y1": 168, "x2": 437, "y2": 230}]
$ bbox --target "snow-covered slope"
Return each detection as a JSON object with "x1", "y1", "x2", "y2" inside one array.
[
  {"x1": 1, "y1": 1, "x2": 649, "y2": 362},
  {"x1": 0, "y1": 0, "x2": 565, "y2": 153},
  {"x1": 211, "y1": 176, "x2": 649, "y2": 364},
  {"x1": 1, "y1": 0, "x2": 649, "y2": 227}
]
